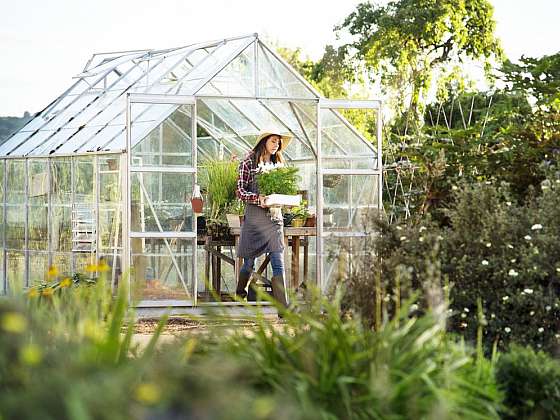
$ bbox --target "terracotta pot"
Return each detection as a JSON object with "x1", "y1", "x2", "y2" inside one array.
[
  {"x1": 304, "y1": 215, "x2": 316, "y2": 227},
  {"x1": 191, "y1": 197, "x2": 203, "y2": 214}
]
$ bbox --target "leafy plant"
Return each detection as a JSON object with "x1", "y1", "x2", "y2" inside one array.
[
  {"x1": 226, "y1": 199, "x2": 245, "y2": 215},
  {"x1": 496, "y1": 345, "x2": 560, "y2": 419},
  {"x1": 256, "y1": 166, "x2": 300, "y2": 196},
  {"x1": 199, "y1": 159, "x2": 238, "y2": 220}
]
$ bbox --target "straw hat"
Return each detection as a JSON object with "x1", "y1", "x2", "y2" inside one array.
[{"x1": 255, "y1": 129, "x2": 293, "y2": 152}]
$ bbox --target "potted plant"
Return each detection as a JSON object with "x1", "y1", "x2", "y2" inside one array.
[
  {"x1": 256, "y1": 163, "x2": 301, "y2": 220},
  {"x1": 290, "y1": 201, "x2": 310, "y2": 227},
  {"x1": 199, "y1": 159, "x2": 238, "y2": 223},
  {"x1": 226, "y1": 199, "x2": 245, "y2": 228}
]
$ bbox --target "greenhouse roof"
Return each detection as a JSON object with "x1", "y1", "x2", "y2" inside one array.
[{"x1": 1, "y1": 33, "x2": 375, "y2": 159}]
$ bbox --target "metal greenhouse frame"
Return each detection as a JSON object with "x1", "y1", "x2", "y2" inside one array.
[{"x1": 0, "y1": 33, "x2": 382, "y2": 312}]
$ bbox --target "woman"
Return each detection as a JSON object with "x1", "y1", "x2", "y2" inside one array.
[{"x1": 235, "y1": 129, "x2": 293, "y2": 309}]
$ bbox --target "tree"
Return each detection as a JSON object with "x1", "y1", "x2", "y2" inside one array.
[{"x1": 336, "y1": 0, "x2": 503, "y2": 129}]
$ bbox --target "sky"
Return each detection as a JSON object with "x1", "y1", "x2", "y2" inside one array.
[{"x1": 1, "y1": 0, "x2": 558, "y2": 116}]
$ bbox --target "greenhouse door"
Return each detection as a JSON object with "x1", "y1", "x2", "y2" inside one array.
[
  {"x1": 125, "y1": 94, "x2": 198, "y2": 306},
  {"x1": 317, "y1": 99, "x2": 382, "y2": 291}
]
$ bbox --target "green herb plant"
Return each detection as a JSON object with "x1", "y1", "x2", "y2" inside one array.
[{"x1": 256, "y1": 166, "x2": 300, "y2": 196}]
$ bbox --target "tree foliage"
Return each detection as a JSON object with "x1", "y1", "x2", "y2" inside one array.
[{"x1": 336, "y1": 0, "x2": 503, "y2": 123}]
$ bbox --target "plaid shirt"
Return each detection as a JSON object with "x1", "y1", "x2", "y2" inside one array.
[{"x1": 236, "y1": 151, "x2": 260, "y2": 204}]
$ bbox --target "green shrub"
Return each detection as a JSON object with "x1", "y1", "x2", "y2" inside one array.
[
  {"x1": 200, "y1": 159, "x2": 239, "y2": 219},
  {"x1": 496, "y1": 345, "x2": 560, "y2": 419},
  {"x1": 360, "y1": 177, "x2": 560, "y2": 352}
]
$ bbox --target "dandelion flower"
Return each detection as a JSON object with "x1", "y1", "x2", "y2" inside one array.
[
  {"x1": 531, "y1": 224, "x2": 543, "y2": 230},
  {"x1": 41, "y1": 288, "x2": 54, "y2": 297},
  {"x1": 47, "y1": 266, "x2": 59, "y2": 278},
  {"x1": 60, "y1": 277, "x2": 72, "y2": 288},
  {"x1": 20, "y1": 344, "x2": 42, "y2": 366},
  {"x1": 27, "y1": 288, "x2": 39, "y2": 299},
  {"x1": 1, "y1": 312, "x2": 27, "y2": 334}
]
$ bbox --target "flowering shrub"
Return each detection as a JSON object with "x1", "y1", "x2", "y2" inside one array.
[{"x1": 343, "y1": 175, "x2": 560, "y2": 352}]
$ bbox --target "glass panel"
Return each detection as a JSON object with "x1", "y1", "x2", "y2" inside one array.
[
  {"x1": 131, "y1": 172, "x2": 193, "y2": 233},
  {"x1": 28, "y1": 252, "x2": 49, "y2": 285},
  {"x1": 51, "y1": 158, "x2": 72, "y2": 204},
  {"x1": 323, "y1": 175, "x2": 379, "y2": 232},
  {"x1": 321, "y1": 109, "x2": 375, "y2": 156},
  {"x1": 6, "y1": 206, "x2": 25, "y2": 249},
  {"x1": 10, "y1": 130, "x2": 57, "y2": 156},
  {"x1": 29, "y1": 159, "x2": 48, "y2": 205},
  {"x1": 323, "y1": 236, "x2": 370, "y2": 292},
  {"x1": 258, "y1": 44, "x2": 316, "y2": 99},
  {"x1": 99, "y1": 155, "x2": 121, "y2": 203},
  {"x1": 52, "y1": 253, "x2": 72, "y2": 278},
  {"x1": 6, "y1": 160, "x2": 25, "y2": 204},
  {"x1": 131, "y1": 104, "x2": 193, "y2": 168},
  {"x1": 198, "y1": 43, "x2": 255, "y2": 96},
  {"x1": 28, "y1": 206, "x2": 48, "y2": 251},
  {"x1": 51, "y1": 206, "x2": 72, "y2": 252},
  {"x1": 0, "y1": 131, "x2": 32, "y2": 155},
  {"x1": 0, "y1": 251, "x2": 4, "y2": 294},
  {"x1": 74, "y1": 157, "x2": 95, "y2": 203},
  {"x1": 131, "y1": 238, "x2": 194, "y2": 301},
  {"x1": 6, "y1": 251, "x2": 25, "y2": 290},
  {"x1": 323, "y1": 157, "x2": 377, "y2": 170},
  {"x1": 99, "y1": 206, "x2": 121, "y2": 252}
]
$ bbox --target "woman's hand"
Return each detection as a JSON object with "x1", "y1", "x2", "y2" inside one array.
[{"x1": 258, "y1": 195, "x2": 268, "y2": 208}]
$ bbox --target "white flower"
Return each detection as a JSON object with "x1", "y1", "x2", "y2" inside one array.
[
  {"x1": 531, "y1": 224, "x2": 543, "y2": 230},
  {"x1": 508, "y1": 269, "x2": 519, "y2": 277},
  {"x1": 461, "y1": 313, "x2": 467, "y2": 318},
  {"x1": 556, "y1": 267, "x2": 560, "y2": 273},
  {"x1": 485, "y1": 181, "x2": 492, "y2": 185},
  {"x1": 396, "y1": 226, "x2": 402, "y2": 230},
  {"x1": 538, "y1": 327, "x2": 544, "y2": 333},
  {"x1": 524, "y1": 235, "x2": 532, "y2": 241},
  {"x1": 530, "y1": 311, "x2": 535, "y2": 316},
  {"x1": 507, "y1": 244, "x2": 514, "y2": 249},
  {"x1": 419, "y1": 226, "x2": 427, "y2": 232},
  {"x1": 437, "y1": 235, "x2": 444, "y2": 241},
  {"x1": 523, "y1": 288, "x2": 533, "y2": 294},
  {"x1": 546, "y1": 305, "x2": 551, "y2": 311},
  {"x1": 410, "y1": 304, "x2": 419, "y2": 312},
  {"x1": 502, "y1": 296, "x2": 509, "y2": 301},
  {"x1": 452, "y1": 185, "x2": 458, "y2": 191},
  {"x1": 460, "y1": 322, "x2": 468, "y2": 328},
  {"x1": 504, "y1": 327, "x2": 511, "y2": 333},
  {"x1": 491, "y1": 313, "x2": 496, "y2": 319},
  {"x1": 506, "y1": 201, "x2": 512, "y2": 206},
  {"x1": 399, "y1": 236, "x2": 407, "y2": 241},
  {"x1": 486, "y1": 242, "x2": 492, "y2": 248},
  {"x1": 482, "y1": 260, "x2": 489, "y2": 266},
  {"x1": 419, "y1": 237, "x2": 424, "y2": 242},
  {"x1": 510, "y1": 259, "x2": 516, "y2": 263}
]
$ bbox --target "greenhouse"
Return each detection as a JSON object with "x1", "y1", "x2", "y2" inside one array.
[{"x1": 0, "y1": 33, "x2": 382, "y2": 310}]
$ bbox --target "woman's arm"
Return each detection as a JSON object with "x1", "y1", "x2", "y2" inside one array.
[{"x1": 236, "y1": 159, "x2": 259, "y2": 204}]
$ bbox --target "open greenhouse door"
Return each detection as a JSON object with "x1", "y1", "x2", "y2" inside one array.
[
  {"x1": 317, "y1": 99, "x2": 382, "y2": 292},
  {"x1": 125, "y1": 94, "x2": 198, "y2": 306}
]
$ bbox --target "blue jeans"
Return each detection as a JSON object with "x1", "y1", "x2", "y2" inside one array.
[{"x1": 240, "y1": 252, "x2": 284, "y2": 277}]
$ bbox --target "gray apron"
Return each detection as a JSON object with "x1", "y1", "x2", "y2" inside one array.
[{"x1": 237, "y1": 171, "x2": 284, "y2": 259}]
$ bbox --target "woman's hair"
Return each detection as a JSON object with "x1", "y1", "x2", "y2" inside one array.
[{"x1": 252, "y1": 135, "x2": 284, "y2": 165}]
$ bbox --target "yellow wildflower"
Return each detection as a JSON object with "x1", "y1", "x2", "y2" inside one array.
[
  {"x1": 27, "y1": 288, "x2": 39, "y2": 299},
  {"x1": 41, "y1": 287, "x2": 54, "y2": 297},
  {"x1": 85, "y1": 264, "x2": 98, "y2": 273},
  {"x1": 1, "y1": 312, "x2": 27, "y2": 334},
  {"x1": 59, "y1": 277, "x2": 72, "y2": 288},
  {"x1": 135, "y1": 383, "x2": 161, "y2": 405},
  {"x1": 47, "y1": 266, "x2": 59, "y2": 278},
  {"x1": 97, "y1": 261, "x2": 110, "y2": 272},
  {"x1": 20, "y1": 344, "x2": 42, "y2": 366}
]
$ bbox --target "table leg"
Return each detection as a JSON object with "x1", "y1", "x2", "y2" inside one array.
[
  {"x1": 216, "y1": 245, "x2": 221, "y2": 298},
  {"x1": 235, "y1": 235, "x2": 241, "y2": 284},
  {"x1": 205, "y1": 238, "x2": 210, "y2": 297},
  {"x1": 303, "y1": 238, "x2": 308, "y2": 286},
  {"x1": 284, "y1": 235, "x2": 290, "y2": 302},
  {"x1": 292, "y1": 236, "x2": 300, "y2": 289}
]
